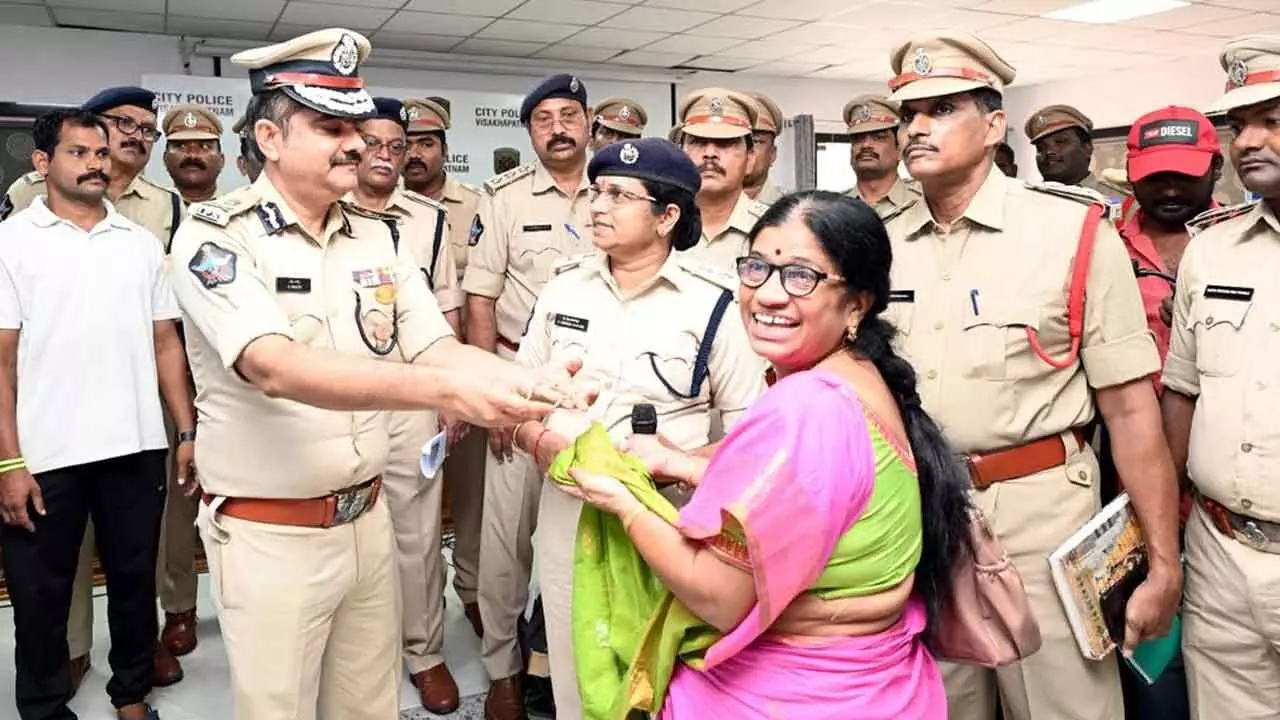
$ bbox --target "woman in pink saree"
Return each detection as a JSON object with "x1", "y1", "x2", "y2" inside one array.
[{"x1": 559, "y1": 191, "x2": 973, "y2": 718}]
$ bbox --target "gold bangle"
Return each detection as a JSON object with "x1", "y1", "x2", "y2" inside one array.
[{"x1": 511, "y1": 421, "x2": 530, "y2": 452}]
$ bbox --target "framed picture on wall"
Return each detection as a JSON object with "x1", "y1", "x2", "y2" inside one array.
[
  {"x1": 1091, "y1": 116, "x2": 1248, "y2": 205},
  {"x1": 0, "y1": 102, "x2": 65, "y2": 202}
]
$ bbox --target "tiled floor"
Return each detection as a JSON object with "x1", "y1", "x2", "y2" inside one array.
[{"x1": 0, "y1": 570, "x2": 493, "y2": 719}]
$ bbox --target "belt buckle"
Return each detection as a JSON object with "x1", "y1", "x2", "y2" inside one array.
[
  {"x1": 1238, "y1": 520, "x2": 1271, "y2": 550},
  {"x1": 331, "y1": 484, "x2": 374, "y2": 526}
]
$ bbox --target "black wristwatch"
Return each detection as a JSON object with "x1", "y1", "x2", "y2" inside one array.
[{"x1": 176, "y1": 429, "x2": 197, "y2": 444}]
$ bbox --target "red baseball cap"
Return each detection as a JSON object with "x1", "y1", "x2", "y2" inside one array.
[{"x1": 1126, "y1": 106, "x2": 1219, "y2": 183}]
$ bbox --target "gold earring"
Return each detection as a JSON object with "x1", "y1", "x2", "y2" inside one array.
[{"x1": 846, "y1": 326, "x2": 858, "y2": 342}]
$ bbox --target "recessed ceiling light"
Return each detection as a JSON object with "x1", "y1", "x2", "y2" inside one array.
[{"x1": 1043, "y1": 0, "x2": 1188, "y2": 24}]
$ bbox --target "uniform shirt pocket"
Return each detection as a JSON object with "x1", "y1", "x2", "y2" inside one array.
[
  {"x1": 1191, "y1": 297, "x2": 1251, "y2": 377},
  {"x1": 634, "y1": 334, "x2": 699, "y2": 400},
  {"x1": 961, "y1": 301, "x2": 1041, "y2": 381},
  {"x1": 513, "y1": 227, "x2": 561, "y2": 281},
  {"x1": 351, "y1": 268, "x2": 398, "y2": 357}
]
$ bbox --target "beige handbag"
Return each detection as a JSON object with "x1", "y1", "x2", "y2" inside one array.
[{"x1": 934, "y1": 507, "x2": 1043, "y2": 667}]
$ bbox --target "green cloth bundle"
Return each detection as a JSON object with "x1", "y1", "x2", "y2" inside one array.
[{"x1": 547, "y1": 423, "x2": 720, "y2": 719}]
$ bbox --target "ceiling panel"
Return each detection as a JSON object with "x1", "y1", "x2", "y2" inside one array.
[
  {"x1": 166, "y1": 16, "x2": 271, "y2": 39},
  {"x1": 505, "y1": 0, "x2": 632, "y2": 25},
  {"x1": 726, "y1": 38, "x2": 823, "y2": 60},
  {"x1": 561, "y1": 26, "x2": 668, "y2": 48},
  {"x1": 1200, "y1": 0, "x2": 1280, "y2": 9},
  {"x1": 0, "y1": 3, "x2": 51, "y2": 26},
  {"x1": 692, "y1": 14, "x2": 802, "y2": 39},
  {"x1": 742, "y1": 60, "x2": 830, "y2": 76},
  {"x1": 600, "y1": 7, "x2": 720, "y2": 33},
  {"x1": 167, "y1": 0, "x2": 284, "y2": 22},
  {"x1": 50, "y1": 0, "x2": 163, "y2": 11},
  {"x1": 685, "y1": 54, "x2": 764, "y2": 71},
  {"x1": 788, "y1": 45, "x2": 865, "y2": 65},
  {"x1": 766, "y1": 21, "x2": 863, "y2": 45},
  {"x1": 384, "y1": 12, "x2": 494, "y2": 37},
  {"x1": 401, "y1": 0, "x2": 525, "y2": 16},
  {"x1": 451, "y1": 38, "x2": 550, "y2": 56},
  {"x1": 611, "y1": 50, "x2": 696, "y2": 67},
  {"x1": 50, "y1": 7, "x2": 166, "y2": 32},
  {"x1": 643, "y1": 33, "x2": 744, "y2": 54},
  {"x1": 475, "y1": 18, "x2": 584, "y2": 43},
  {"x1": 277, "y1": 2, "x2": 397, "y2": 31},
  {"x1": 366, "y1": 32, "x2": 465, "y2": 52},
  {"x1": 972, "y1": 0, "x2": 1077, "y2": 14},
  {"x1": 1181, "y1": 11, "x2": 1280, "y2": 37},
  {"x1": 533, "y1": 44, "x2": 621, "y2": 62},
  {"x1": 642, "y1": 0, "x2": 756, "y2": 11},
  {"x1": 1123, "y1": 4, "x2": 1251, "y2": 30},
  {"x1": 736, "y1": 0, "x2": 868, "y2": 22}
]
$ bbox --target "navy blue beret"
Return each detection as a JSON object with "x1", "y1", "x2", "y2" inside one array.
[
  {"x1": 370, "y1": 97, "x2": 408, "y2": 129},
  {"x1": 588, "y1": 138, "x2": 701, "y2": 196},
  {"x1": 83, "y1": 86, "x2": 157, "y2": 114},
  {"x1": 519, "y1": 74, "x2": 587, "y2": 125}
]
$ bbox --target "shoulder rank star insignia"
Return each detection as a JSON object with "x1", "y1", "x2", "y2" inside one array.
[
  {"x1": 332, "y1": 34, "x2": 359, "y2": 76},
  {"x1": 619, "y1": 142, "x2": 639, "y2": 165},
  {"x1": 1229, "y1": 58, "x2": 1249, "y2": 88},
  {"x1": 569, "y1": 76, "x2": 580, "y2": 93},
  {"x1": 913, "y1": 47, "x2": 933, "y2": 75},
  {"x1": 183, "y1": 112, "x2": 198, "y2": 128},
  {"x1": 853, "y1": 104, "x2": 871, "y2": 123},
  {"x1": 709, "y1": 96, "x2": 724, "y2": 117}
]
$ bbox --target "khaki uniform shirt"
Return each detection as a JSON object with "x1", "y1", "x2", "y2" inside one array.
[
  {"x1": 462, "y1": 163, "x2": 593, "y2": 346},
  {"x1": 440, "y1": 176, "x2": 483, "y2": 284},
  {"x1": 686, "y1": 192, "x2": 767, "y2": 271},
  {"x1": 348, "y1": 188, "x2": 461, "y2": 314},
  {"x1": 2, "y1": 171, "x2": 183, "y2": 249},
  {"x1": 518, "y1": 250, "x2": 764, "y2": 447},
  {"x1": 752, "y1": 183, "x2": 787, "y2": 207},
  {"x1": 1164, "y1": 201, "x2": 1280, "y2": 522},
  {"x1": 848, "y1": 177, "x2": 922, "y2": 219},
  {"x1": 883, "y1": 166, "x2": 1159, "y2": 454},
  {"x1": 169, "y1": 175, "x2": 454, "y2": 499}
]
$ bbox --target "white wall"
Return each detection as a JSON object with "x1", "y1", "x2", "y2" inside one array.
[{"x1": 1003, "y1": 57, "x2": 1225, "y2": 180}]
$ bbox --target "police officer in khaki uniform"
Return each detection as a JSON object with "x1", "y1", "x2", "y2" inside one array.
[
  {"x1": 588, "y1": 96, "x2": 646, "y2": 152},
  {"x1": 461, "y1": 73, "x2": 595, "y2": 719},
  {"x1": 0, "y1": 85, "x2": 188, "y2": 691},
  {"x1": 841, "y1": 94, "x2": 922, "y2": 218},
  {"x1": 161, "y1": 104, "x2": 225, "y2": 205},
  {"x1": 1163, "y1": 35, "x2": 1280, "y2": 720},
  {"x1": 400, "y1": 96, "x2": 488, "y2": 640},
  {"x1": 744, "y1": 91, "x2": 787, "y2": 206},
  {"x1": 676, "y1": 88, "x2": 768, "y2": 270},
  {"x1": 348, "y1": 96, "x2": 465, "y2": 714},
  {"x1": 522, "y1": 137, "x2": 766, "y2": 719},
  {"x1": 168, "y1": 30, "x2": 583, "y2": 720},
  {"x1": 1025, "y1": 104, "x2": 1114, "y2": 197},
  {"x1": 881, "y1": 31, "x2": 1182, "y2": 720}
]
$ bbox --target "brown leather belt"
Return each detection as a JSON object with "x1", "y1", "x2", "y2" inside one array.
[
  {"x1": 1198, "y1": 494, "x2": 1280, "y2": 553},
  {"x1": 966, "y1": 428, "x2": 1087, "y2": 490},
  {"x1": 203, "y1": 476, "x2": 382, "y2": 529},
  {"x1": 497, "y1": 335, "x2": 520, "y2": 353}
]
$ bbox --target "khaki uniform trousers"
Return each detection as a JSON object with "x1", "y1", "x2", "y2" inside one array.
[
  {"x1": 1183, "y1": 503, "x2": 1280, "y2": 719},
  {"x1": 536, "y1": 476, "x2": 584, "y2": 719},
  {"x1": 198, "y1": 494, "x2": 401, "y2": 720},
  {"x1": 942, "y1": 442, "x2": 1124, "y2": 720},
  {"x1": 384, "y1": 408, "x2": 449, "y2": 674},
  {"x1": 442, "y1": 427, "x2": 486, "y2": 605},
  {"x1": 477, "y1": 345, "x2": 541, "y2": 680}
]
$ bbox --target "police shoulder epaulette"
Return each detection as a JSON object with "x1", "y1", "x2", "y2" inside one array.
[
  {"x1": 339, "y1": 200, "x2": 398, "y2": 222},
  {"x1": 400, "y1": 189, "x2": 447, "y2": 213},
  {"x1": 879, "y1": 199, "x2": 916, "y2": 224},
  {"x1": 1024, "y1": 180, "x2": 1106, "y2": 206},
  {"x1": 457, "y1": 181, "x2": 484, "y2": 197},
  {"x1": 187, "y1": 186, "x2": 259, "y2": 227},
  {"x1": 17, "y1": 171, "x2": 43, "y2": 187},
  {"x1": 679, "y1": 257, "x2": 738, "y2": 292},
  {"x1": 482, "y1": 164, "x2": 535, "y2": 195},
  {"x1": 746, "y1": 199, "x2": 769, "y2": 218},
  {"x1": 551, "y1": 251, "x2": 594, "y2": 277},
  {"x1": 136, "y1": 174, "x2": 177, "y2": 195},
  {"x1": 1186, "y1": 202, "x2": 1257, "y2": 236}
]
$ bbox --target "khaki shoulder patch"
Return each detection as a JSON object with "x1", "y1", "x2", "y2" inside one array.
[
  {"x1": 340, "y1": 200, "x2": 397, "y2": 222},
  {"x1": 458, "y1": 181, "x2": 483, "y2": 197},
  {"x1": 482, "y1": 164, "x2": 535, "y2": 195},
  {"x1": 400, "y1": 189, "x2": 447, "y2": 213},
  {"x1": 188, "y1": 186, "x2": 259, "y2": 227},
  {"x1": 19, "y1": 171, "x2": 43, "y2": 186},
  {"x1": 1186, "y1": 202, "x2": 1256, "y2": 236},
  {"x1": 679, "y1": 257, "x2": 738, "y2": 292},
  {"x1": 746, "y1": 200, "x2": 769, "y2": 218},
  {"x1": 878, "y1": 199, "x2": 916, "y2": 224},
  {"x1": 1023, "y1": 180, "x2": 1106, "y2": 206},
  {"x1": 551, "y1": 251, "x2": 595, "y2": 277}
]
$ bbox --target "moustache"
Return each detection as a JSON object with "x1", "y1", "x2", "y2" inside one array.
[
  {"x1": 77, "y1": 171, "x2": 109, "y2": 185},
  {"x1": 121, "y1": 139, "x2": 146, "y2": 152},
  {"x1": 698, "y1": 162, "x2": 724, "y2": 175},
  {"x1": 855, "y1": 150, "x2": 879, "y2": 160},
  {"x1": 546, "y1": 135, "x2": 576, "y2": 150},
  {"x1": 330, "y1": 150, "x2": 362, "y2": 167},
  {"x1": 903, "y1": 142, "x2": 936, "y2": 157},
  {"x1": 179, "y1": 158, "x2": 207, "y2": 170},
  {"x1": 405, "y1": 159, "x2": 427, "y2": 170}
]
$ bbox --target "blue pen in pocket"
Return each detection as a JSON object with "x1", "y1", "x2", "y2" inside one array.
[
  {"x1": 564, "y1": 223, "x2": 582, "y2": 243},
  {"x1": 970, "y1": 289, "x2": 981, "y2": 316}
]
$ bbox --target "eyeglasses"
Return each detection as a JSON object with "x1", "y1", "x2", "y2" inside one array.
[
  {"x1": 736, "y1": 256, "x2": 844, "y2": 298},
  {"x1": 99, "y1": 114, "x2": 160, "y2": 142},
  {"x1": 530, "y1": 108, "x2": 585, "y2": 132},
  {"x1": 363, "y1": 136, "x2": 407, "y2": 156},
  {"x1": 587, "y1": 184, "x2": 657, "y2": 206}
]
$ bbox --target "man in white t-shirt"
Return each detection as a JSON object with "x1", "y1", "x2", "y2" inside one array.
[{"x1": 0, "y1": 108, "x2": 196, "y2": 720}]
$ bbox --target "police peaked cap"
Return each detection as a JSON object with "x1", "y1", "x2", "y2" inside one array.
[
  {"x1": 519, "y1": 74, "x2": 588, "y2": 125},
  {"x1": 589, "y1": 137, "x2": 702, "y2": 199}
]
